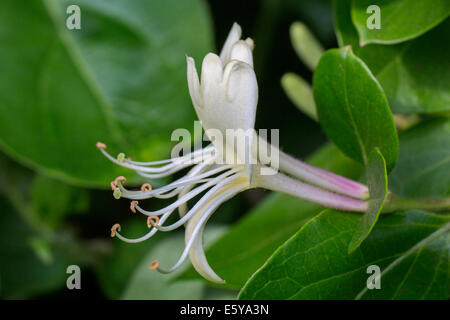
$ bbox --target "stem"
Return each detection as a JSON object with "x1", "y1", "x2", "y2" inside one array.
[
  {"x1": 258, "y1": 136, "x2": 369, "y2": 200},
  {"x1": 254, "y1": 169, "x2": 368, "y2": 212},
  {"x1": 382, "y1": 193, "x2": 450, "y2": 213},
  {"x1": 278, "y1": 149, "x2": 369, "y2": 200}
]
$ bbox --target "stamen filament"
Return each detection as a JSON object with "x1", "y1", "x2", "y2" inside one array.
[
  {"x1": 153, "y1": 173, "x2": 244, "y2": 231},
  {"x1": 153, "y1": 178, "x2": 247, "y2": 274}
]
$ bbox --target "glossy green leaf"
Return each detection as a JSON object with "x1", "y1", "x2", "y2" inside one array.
[
  {"x1": 348, "y1": 148, "x2": 388, "y2": 253},
  {"x1": 313, "y1": 46, "x2": 398, "y2": 171},
  {"x1": 0, "y1": 0, "x2": 212, "y2": 187},
  {"x1": 281, "y1": 73, "x2": 317, "y2": 120},
  {"x1": 358, "y1": 21, "x2": 450, "y2": 114},
  {"x1": 351, "y1": 0, "x2": 450, "y2": 45},
  {"x1": 334, "y1": 1, "x2": 450, "y2": 114},
  {"x1": 389, "y1": 118, "x2": 450, "y2": 199},
  {"x1": 333, "y1": 0, "x2": 359, "y2": 48},
  {"x1": 121, "y1": 226, "x2": 226, "y2": 299},
  {"x1": 178, "y1": 144, "x2": 364, "y2": 289},
  {"x1": 238, "y1": 209, "x2": 449, "y2": 300}
]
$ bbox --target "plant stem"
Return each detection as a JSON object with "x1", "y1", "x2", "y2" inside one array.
[
  {"x1": 382, "y1": 193, "x2": 450, "y2": 213},
  {"x1": 254, "y1": 168, "x2": 368, "y2": 212},
  {"x1": 258, "y1": 136, "x2": 369, "y2": 200}
]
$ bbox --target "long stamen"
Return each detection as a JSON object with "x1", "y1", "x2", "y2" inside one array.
[
  {"x1": 111, "y1": 209, "x2": 173, "y2": 243},
  {"x1": 127, "y1": 145, "x2": 215, "y2": 166},
  {"x1": 133, "y1": 168, "x2": 240, "y2": 215},
  {"x1": 97, "y1": 142, "x2": 215, "y2": 174},
  {"x1": 115, "y1": 164, "x2": 233, "y2": 201},
  {"x1": 152, "y1": 178, "x2": 247, "y2": 274},
  {"x1": 177, "y1": 161, "x2": 215, "y2": 217},
  {"x1": 153, "y1": 173, "x2": 243, "y2": 231}
]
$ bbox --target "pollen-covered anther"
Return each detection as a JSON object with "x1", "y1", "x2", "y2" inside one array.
[
  {"x1": 96, "y1": 142, "x2": 107, "y2": 149},
  {"x1": 114, "y1": 176, "x2": 126, "y2": 185},
  {"x1": 149, "y1": 260, "x2": 160, "y2": 270},
  {"x1": 147, "y1": 215, "x2": 160, "y2": 228},
  {"x1": 130, "y1": 200, "x2": 138, "y2": 213},
  {"x1": 110, "y1": 223, "x2": 121, "y2": 237},
  {"x1": 117, "y1": 153, "x2": 126, "y2": 163},
  {"x1": 141, "y1": 183, "x2": 152, "y2": 193},
  {"x1": 113, "y1": 188, "x2": 122, "y2": 200},
  {"x1": 110, "y1": 176, "x2": 126, "y2": 191}
]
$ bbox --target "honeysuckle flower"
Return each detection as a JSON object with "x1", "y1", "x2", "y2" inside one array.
[{"x1": 97, "y1": 23, "x2": 370, "y2": 284}]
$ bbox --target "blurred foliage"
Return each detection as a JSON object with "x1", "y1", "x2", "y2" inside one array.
[
  {"x1": 0, "y1": 0, "x2": 448, "y2": 300},
  {"x1": 0, "y1": 0, "x2": 213, "y2": 187}
]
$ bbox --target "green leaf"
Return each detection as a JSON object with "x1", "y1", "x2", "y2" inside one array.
[
  {"x1": 121, "y1": 226, "x2": 226, "y2": 299},
  {"x1": 313, "y1": 46, "x2": 398, "y2": 172},
  {"x1": 289, "y1": 21, "x2": 324, "y2": 71},
  {"x1": 31, "y1": 175, "x2": 89, "y2": 228},
  {"x1": 121, "y1": 233, "x2": 204, "y2": 300},
  {"x1": 333, "y1": 0, "x2": 359, "y2": 48},
  {"x1": 334, "y1": 1, "x2": 450, "y2": 114},
  {"x1": 359, "y1": 21, "x2": 450, "y2": 114},
  {"x1": 389, "y1": 118, "x2": 450, "y2": 199},
  {"x1": 95, "y1": 219, "x2": 160, "y2": 299},
  {"x1": 177, "y1": 144, "x2": 364, "y2": 289},
  {"x1": 0, "y1": 0, "x2": 212, "y2": 187},
  {"x1": 281, "y1": 73, "x2": 317, "y2": 120},
  {"x1": 351, "y1": 0, "x2": 450, "y2": 45},
  {"x1": 0, "y1": 197, "x2": 70, "y2": 298},
  {"x1": 238, "y1": 209, "x2": 449, "y2": 300},
  {"x1": 348, "y1": 148, "x2": 388, "y2": 253}
]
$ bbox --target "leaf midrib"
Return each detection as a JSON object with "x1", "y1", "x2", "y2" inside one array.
[
  {"x1": 342, "y1": 48, "x2": 367, "y2": 164},
  {"x1": 42, "y1": 0, "x2": 127, "y2": 148}
]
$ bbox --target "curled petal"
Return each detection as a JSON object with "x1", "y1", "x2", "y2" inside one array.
[
  {"x1": 230, "y1": 40, "x2": 253, "y2": 67},
  {"x1": 186, "y1": 56, "x2": 202, "y2": 109},
  {"x1": 219, "y1": 22, "x2": 242, "y2": 64},
  {"x1": 185, "y1": 176, "x2": 248, "y2": 283}
]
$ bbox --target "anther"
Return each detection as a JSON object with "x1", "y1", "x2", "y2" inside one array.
[
  {"x1": 114, "y1": 176, "x2": 126, "y2": 185},
  {"x1": 149, "y1": 260, "x2": 159, "y2": 270},
  {"x1": 96, "y1": 142, "x2": 107, "y2": 149},
  {"x1": 111, "y1": 176, "x2": 126, "y2": 191},
  {"x1": 111, "y1": 223, "x2": 121, "y2": 237},
  {"x1": 141, "y1": 183, "x2": 152, "y2": 193},
  {"x1": 113, "y1": 188, "x2": 122, "y2": 200},
  {"x1": 147, "y1": 216, "x2": 159, "y2": 228},
  {"x1": 130, "y1": 200, "x2": 138, "y2": 213},
  {"x1": 117, "y1": 153, "x2": 126, "y2": 163}
]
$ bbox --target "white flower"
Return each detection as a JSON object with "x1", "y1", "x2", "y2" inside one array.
[{"x1": 97, "y1": 23, "x2": 369, "y2": 284}]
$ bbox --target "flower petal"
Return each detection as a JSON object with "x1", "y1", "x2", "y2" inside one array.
[
  {"x1": 201, "y1": 53, "x2": 223, "y2": 108},
  {"x1": 230, "y1": 40, "x2": 253, "y2": 67},
  {"x1": 185, "y1": 175, "x2": 248, "y2": 283},
  {"x1": 219, "y1": 22, "x2": 242, "y2": 65},
  {"x1": 186, "y1": 56, "x2": 202, "y2": 109}
]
